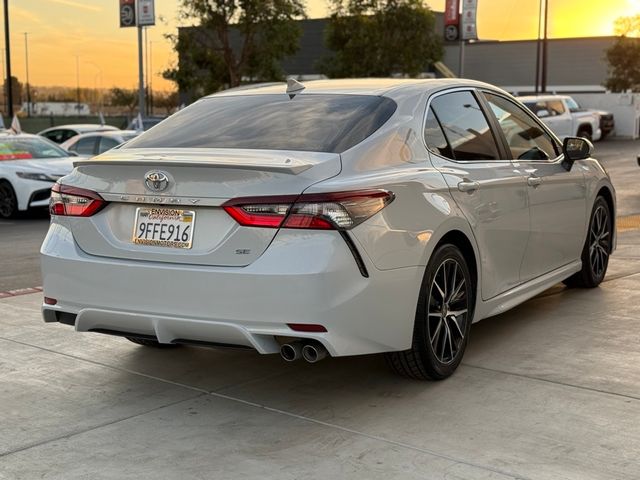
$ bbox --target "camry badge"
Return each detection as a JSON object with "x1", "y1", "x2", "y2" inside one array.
[{"x1": 144, "y1": 171, "x2": 170, "y2": 192}]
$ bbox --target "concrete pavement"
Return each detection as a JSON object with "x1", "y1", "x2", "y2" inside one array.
[
  {"x1": 1, "y1": 245, "x2": 640, "y2": 479},
  {"x1": 1, "y1": 139, "x2": 640, "y2": 479}
]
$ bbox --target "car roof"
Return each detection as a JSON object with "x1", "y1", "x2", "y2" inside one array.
[
  {"x1": 517, "y1": 95, "x2": 569, "y2": 102},
  {"x1": 39, "y1": 124, "x2": 119, "y2": 134},
  {"x1": 0, "y1": 132, "x2": 42, "y2": 140},
  {"x1": 71, "y1": 130, "x2": 137, "y2": 139},
  {"x1": 208, "y1": 78, "x2": 505, "y2": 99}
]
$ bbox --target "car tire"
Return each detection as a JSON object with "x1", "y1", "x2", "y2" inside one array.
[
  {"x1": 576, "y1": 127, "x2": 592, "y2": 142},
  {"x1": 0, "y1": 181, "x2": 18, "y2": 219},
  {"x1": 563, "y1": 196, "x2": 612, "y2": 288},
  {"x1": 126, "y1": 336, "x2": 180, "y2": 348},
  {"x1": 385, "y1": 244, "x2": 474, "y2": 380}
]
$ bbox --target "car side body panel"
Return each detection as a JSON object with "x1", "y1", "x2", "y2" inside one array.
[{"x1": 39, "y1": 79, "x2": 617, "y2": 358}]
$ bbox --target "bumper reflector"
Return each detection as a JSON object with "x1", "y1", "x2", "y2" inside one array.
[
  {"x1": 44, "y1": 297, "x2": 57, "y2": 305},
  {"x1": 287, "y1": 323, "x2": 327, "y2": 333}
]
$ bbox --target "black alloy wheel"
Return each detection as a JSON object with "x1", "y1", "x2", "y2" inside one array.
[
  {"x1": 0, "y1": 182, "x2": 17, "y2": 219},
  {"x1": 386, "y1": 244, "x2": 474, "y2": 380},
  {"x1": 564, "y1": 196, "x2": 612, "y2": 288}
]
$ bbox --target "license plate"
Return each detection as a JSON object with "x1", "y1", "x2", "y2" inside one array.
[{"x1": 132, "y1": 207, "x2": 196, "y2": 249}]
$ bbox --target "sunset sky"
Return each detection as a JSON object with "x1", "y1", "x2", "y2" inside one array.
[{"x1": 6, "y1": 0, "x2": 640, "y2": 92}]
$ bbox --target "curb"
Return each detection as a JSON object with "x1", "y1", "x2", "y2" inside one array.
[{"x1": 0, "y1": 286, "x2": 43, "y2": 299}]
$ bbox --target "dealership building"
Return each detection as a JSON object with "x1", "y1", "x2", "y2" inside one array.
[
  {"x1": 178, "y1": 14, "x2": 640, "y2": 137},
  {"x1": 179, "y1": 14, "x2": 615, "y2": 96}
]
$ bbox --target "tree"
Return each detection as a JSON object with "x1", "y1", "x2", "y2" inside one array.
[
  {"x1": 605, "y1": 15, "x2": 640, "y2": 92},
  {"x1": 108, "y1": 88, "x2": 138, "y2": 115},
  {"x1": 320, "y1": 0, "x2": 443, "y2": 78},
  {"x1": 4, "y1": 76, "x2": 23, "y2": 108},
  {"x1": 163, "y1": 0, "x2": 306, "y2": 96},
  {"x1": 154, "y1": 90, "x2": 179, "y2": 115}
]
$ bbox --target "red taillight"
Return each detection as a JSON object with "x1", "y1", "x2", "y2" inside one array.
[
  {"x1": 287, "y1": 323, "x2": 327, "y2": 333},
  {"x1": 50, "y1": 184, "x2": 106, "y2": 217},
  {"x1": 222, "y1": 190, "x2": 394, "y2": 230}
]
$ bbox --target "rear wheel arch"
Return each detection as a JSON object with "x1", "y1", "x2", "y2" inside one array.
[{"x1": 432, "y1": 229, "x2": 478, "y2": 294}]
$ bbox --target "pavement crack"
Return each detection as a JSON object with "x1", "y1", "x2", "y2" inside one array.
[
  {"x1": 0, "y1": 336, "x2": 211, "y2": 395},
  {"x1": 0, "y1": 337, "x2": 528, "y2": 479},
  {"x1": 206, "y1": 390, "x2": 531, "y2": 480},
  {"x1": 461, "y1": 363, "x2": 640, "y2": 402},
  {"x1": 0, "y1": 393, "x2": 205, "y2": 459}
]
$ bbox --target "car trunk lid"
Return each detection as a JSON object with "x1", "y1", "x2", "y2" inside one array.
[{"x1": 61, "y1": 148, "x2": 341, "y2": 267}]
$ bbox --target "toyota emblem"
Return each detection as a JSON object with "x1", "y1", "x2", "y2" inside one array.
[{"x1": 144, "y1": 171, "x2": 170, "y2": 192}]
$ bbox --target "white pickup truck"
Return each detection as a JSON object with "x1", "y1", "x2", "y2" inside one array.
[{"x1": 517, "y1": 95, "x2": 602, "y2": 142}]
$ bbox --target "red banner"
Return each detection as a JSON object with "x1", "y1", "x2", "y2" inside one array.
[{"x1": 445, "y1": 0, "x2": 460, "y2": 26}]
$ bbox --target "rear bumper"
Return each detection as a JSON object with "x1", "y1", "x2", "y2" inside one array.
[{"x1": 41, "y1": 222, "x2": 423, "y2": 356}]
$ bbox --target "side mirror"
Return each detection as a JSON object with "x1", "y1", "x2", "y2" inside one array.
[
  {"x1": 537, "y1": 109, "x2": 551, "y2": 118},
  {"x1": 562, "y1": 136, "x2": 593, "y2": 170}
]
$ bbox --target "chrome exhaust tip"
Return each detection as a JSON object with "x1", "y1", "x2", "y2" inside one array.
[
  {"x1": 301, "y1": 342, "x2": 328, "y2": 363},
  {"x1": 280, "y1": 341, "x2": 303, "y2": 362}
]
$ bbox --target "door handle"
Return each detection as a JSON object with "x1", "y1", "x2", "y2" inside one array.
[
  {"x1": 457, "y1": 181, "x2": 480, "y2": 193},
  {"x1": 527, "y1": 175, "x2": 543, "y2": 187}
]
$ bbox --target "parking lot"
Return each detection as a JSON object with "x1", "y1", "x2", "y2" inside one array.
[{"x1": 1, "y1": 140, "x2": 640, "y2": 479}]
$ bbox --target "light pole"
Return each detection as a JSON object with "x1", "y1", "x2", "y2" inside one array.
[
  {"x1": 535, "y1": 0, "x2": 542, "y2": 94},
  {"x1": 137, "y1": 25, "x2": 145, "y2": 118},
  {"x1": 23, "y1": 32, "x2": 30, "y2": 116},
  {"x1": 4, "y1": 0, "x2": 13, "y2": 117},
  {"x1": 75, "y1": 55, "x2": 80, "y2": 115},
  {"x1": 149, "y1": 40, "x2": 153, "y2": 115},
  {"x1": 0, "y1": 48, "x2": 5, "y2": 113},
  {"x1": 540, "y1": 0, "x2": 549, "y2": 93},
  {"x1": 84, "y1": 61, "x2": 102, "y2": 113}
]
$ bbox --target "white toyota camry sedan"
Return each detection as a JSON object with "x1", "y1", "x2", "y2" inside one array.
[
  {"x1": 40, "y1": 79, "x2": 616, "y2": 380},
  {"x1": 0, "y1": 134, "x2": 75, "y2": 218}
]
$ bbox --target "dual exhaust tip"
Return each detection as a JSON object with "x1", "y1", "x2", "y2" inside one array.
[{"x1": 280, "y1": 340, "x2": 328, "y2": 363}]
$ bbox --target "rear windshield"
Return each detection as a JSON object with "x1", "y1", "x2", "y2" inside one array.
[
  {"x1": 0, "y1": 136, "x2": 68, "y2": 160},
  {"x1": 124, "y1": 94, "x2": 397, "y2": 154}
]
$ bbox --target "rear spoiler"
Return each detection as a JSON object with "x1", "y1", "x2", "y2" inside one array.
[{"x1": 74, "y1": 148, "x2": 318, "y2": 175}]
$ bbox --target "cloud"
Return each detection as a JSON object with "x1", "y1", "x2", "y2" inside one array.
[
  {"x1": 12, "y1": 6, "x2": 45, "y2": 24},
  {"x1": 46, "y1": 0, "x2": 103, "y2": 12}
]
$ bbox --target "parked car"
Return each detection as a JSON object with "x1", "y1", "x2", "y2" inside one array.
[
  {"x1": 126, "y1": 116, "x2": 165, "y2": 131},
  {"x1": 60, "y1": 130, "x2": 139, "y2": 158},
  {"x1": 591, "y1": 108, "x2": 615, "y2": 139},
  {"x1": 518, "y1": 95, "x2": 603, "y2": 141},
  {"x1": 38, "y1": 124, "x2": 119, "y2": 144},
  {"x1": 41, "y1": 79, "x2": 616, "y2": 380},
  {"x1": 0, "y1": 133, "x2": 75, "y2": 218}
]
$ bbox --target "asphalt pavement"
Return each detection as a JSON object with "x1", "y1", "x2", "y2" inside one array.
[{"x1": 1, "y1": 139, "x2": 640, "y2": 479}]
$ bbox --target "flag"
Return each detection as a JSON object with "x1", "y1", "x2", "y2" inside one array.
[
  {"x1": 99, "y1": 111, "x2": 106, "y2": 126},
  {"x1": 10, "y1": 115, "x2": 21, "y2": 134}
]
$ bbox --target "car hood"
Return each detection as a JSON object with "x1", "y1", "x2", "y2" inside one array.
[
  {"x1": 570, "y1": 110, "x2": 597, "y2": 120},
  {"x1": 589, "y1": 109, "x2": 612, "y2": 116},
  {"x1": 2, "y1": 156, "x2": 75, "y2": 174}
]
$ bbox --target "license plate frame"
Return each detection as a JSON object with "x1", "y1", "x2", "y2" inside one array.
[{"x1": 132, "y1": 207, "x2": 196, "y2": 249}]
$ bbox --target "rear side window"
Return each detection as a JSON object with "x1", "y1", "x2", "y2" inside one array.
[
  {"x1": 98, "y1": 137, "x2": 121, "y2": 154},
  {"x1": 546, "y1": 100, "x2": 566, "y2": 116},
  {"x1": 424, "y1": 107, "x2": 453, "y2": 158},
  {"x1": 430, "y1": 91, "x2": 500, "y2": 161},
  {"x1": 74, "y1": 137, "x2": 97, "y2": 155},
  {"x1": 125, "y1": 94, "x2": 397, "y2": 154},
  {"x1": 524, "y1": 102, "x2": 548, "y2": 117},
  {"x1": 43, "y1": 129, "x2": 75, "y2": 144}
]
